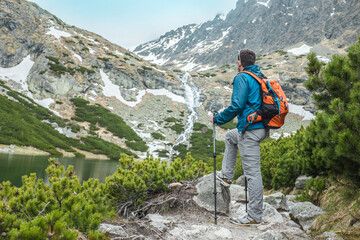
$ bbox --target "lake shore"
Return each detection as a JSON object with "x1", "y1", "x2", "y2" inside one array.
[{"x1": 0, "y1": 144, "x2": 109, "y2": 160}]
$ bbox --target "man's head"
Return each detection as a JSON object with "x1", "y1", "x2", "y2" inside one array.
[{"x1": 238, "y1": 49, "x2": 256, "y2": 71}]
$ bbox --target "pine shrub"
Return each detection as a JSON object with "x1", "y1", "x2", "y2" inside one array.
[
  {"x1": 105, "y1": 154, "x2": 210, "y2": 213},
  {"x1": 300, "y1": 37, "x2": 360, "y2": 183},
  {"x1": 0, "y1": 159, "x2": 114, "y2": 239}
]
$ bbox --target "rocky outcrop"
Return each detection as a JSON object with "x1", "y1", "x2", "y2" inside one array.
[
  {"x1": 295, "y1": 175, "x2": 313, "y2": 190},
  {"x1": 289, "y1": 201, "x2": 326, "y2": 231},
  {"x1": 193, "y1": 174, "x2": 231, "y2": 214},
  {"x1": 0, "y1": 0, "x2": 180, "y2": 102},
  {"x1": 191, "y1": 174, "x2": 327, "y2": 239},
  {"x1": 264, "y1": 192, "x2": 289, "y2": 211},
  {"x1": 135, "y1": 0, "x2": 360, "y2": 68}
]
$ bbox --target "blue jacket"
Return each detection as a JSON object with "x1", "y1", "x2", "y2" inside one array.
[{"x1": 214, "y1": 65, "x2": 265, "y2": 132}]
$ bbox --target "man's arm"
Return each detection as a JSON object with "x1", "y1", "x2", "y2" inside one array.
[{"x1": 213, "y1": 74, "x2": 249, "y2": 125}]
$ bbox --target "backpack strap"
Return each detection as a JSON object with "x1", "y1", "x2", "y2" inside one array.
[
  {"x1": 238, "y1": 71, "x2": 263, "y2": 135},
  {"x1": 239, "y1": 71, "x2": 263, "y2": 85}
]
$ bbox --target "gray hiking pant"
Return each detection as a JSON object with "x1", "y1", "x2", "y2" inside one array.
[{"x1": 221, "y1": 128, "x2": 266, "y2": 222}]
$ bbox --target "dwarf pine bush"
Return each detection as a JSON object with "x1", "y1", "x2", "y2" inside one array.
[
  {"x1": 0, "y1": 154, "x2": 209, "y2": 238},
  {"x1": 105, "y1": 154, "x2": 210, "y2": 213},
  {"x1": 0, "y1": 158, "x2": 114, "y2": 239}
]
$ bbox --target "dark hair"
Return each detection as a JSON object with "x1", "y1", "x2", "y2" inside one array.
[{"x1": 238, "y1": 49, "x2": 256, "y2": 67}]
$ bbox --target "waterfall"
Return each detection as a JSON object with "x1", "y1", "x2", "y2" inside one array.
[{"x1": 170, "y1": 72, "x2": 201, "y2": 156}]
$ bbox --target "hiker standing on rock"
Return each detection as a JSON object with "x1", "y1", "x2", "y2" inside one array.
[{"x1": 210, "y1": 49, "x2": 267, "y2": 225}]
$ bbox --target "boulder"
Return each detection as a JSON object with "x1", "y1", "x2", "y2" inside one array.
[
  {"x1": 229, "y1": 184, "x2": 247, "y2": 202},
  {"x1": 99, "y1": 223, "x2": 127, "y2": 237},
  {"x1": 170, "y1": 225, "x2": 233, "y2": 240},
  {"x1": 235, "y1": 175, "x2": 246, "y2": 186},
  {"x1": 289, "y1": 201, "x2": 325, "y2": 231},
  {"x1": 262, "y1": 202, "x2": 284, "y2": 224},
  {"x1": 254, "y1": 230, "x2": 287, "y2": 240},
  {"x1": 193, "y1": 174, "x2": 231, "y2": 214},
  {"x1": 146, "y1": 214, "x2": 172, "y2": 232},
  {"x1": 213, "y1": 227, "x2": 232, "y2": 239},
  {"x1": 285, "y1": 195, "x2": 298, "y2": 209},
  {"x1": 264, "y1": 192, "x2": 288, "y2": 211},
  {"x1": 295, "y1": 176, "x2": 312, "y2": 189}
]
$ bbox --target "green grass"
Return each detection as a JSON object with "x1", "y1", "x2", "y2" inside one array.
[
  {"x1": 165, "y1": 117, "x2": 180, "y2": 123},
  {"x1": 97, "y1": 57, "x2": 110, "y2": 62},
  {"x1": 0, "y1": 83, "x2": 138, "y2": 159},
  {"x1": 77, "y1": 66, "x2": 95, "y2": 74},
  {"x1": 172, "y1": 122, "x2": 225, "y2": 161},
  {"x1": 219, "y1": 120, "x2": 237, "y2": 130},
  {"x1": 48, "y1": 63, "x2": 75, "y2": 76},
  {"x1": 106, "y1": 52, "x2": 119, "y2": 58},
  {"x1": 151, "y1": 132, "x2": 165, "y2": 140},
  {"x1": 70, "y1": 98, "x2": 148, "y2": 152},
  {"x1": 45, "y1": 56, "x2": 60, "y2": 64},
  {"x1": 275, "y1": 50, "x2": 287, "y2": 56},
  {"x1": 142, "y1": 66, "x2": 152, "y2": 71}
]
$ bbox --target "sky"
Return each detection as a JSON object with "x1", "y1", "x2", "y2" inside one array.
[{"x1": 29, "y1": 0, "x2": 238, "y2": 50}]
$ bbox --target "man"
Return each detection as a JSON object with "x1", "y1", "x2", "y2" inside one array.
[{"x1": 210, "y1": 49, "x2": 267, "y2": 225}]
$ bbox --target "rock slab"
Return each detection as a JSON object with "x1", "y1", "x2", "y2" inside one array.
[
  {"x1": 290, "y1": 201, "x2": 326, "y2": 231},
  {"x1": 193, "y1": 174, "x2": 231, "y2": 214}
]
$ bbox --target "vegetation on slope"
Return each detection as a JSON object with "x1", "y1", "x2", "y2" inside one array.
[
  {"x1": 70, "y1": 98, "x2": 148, "y2": 152},
  {"x1": 0, "y1": 155, "x2": 209, "y2": 239},
  {"x1": 0, "y1": 82, "x2": 140, "y2": 159}
]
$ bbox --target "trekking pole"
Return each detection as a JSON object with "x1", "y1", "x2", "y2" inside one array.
[
  {"x1": 245, "y1": 176, "x2": 248, "y2": 213},
  {"x1": 212, "y1": 112, "x2": 218, "y2": 224}
]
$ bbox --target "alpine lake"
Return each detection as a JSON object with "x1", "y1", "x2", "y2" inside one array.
[{"x1": 0, "y1": 153, "x2": 120, "y2": 187}]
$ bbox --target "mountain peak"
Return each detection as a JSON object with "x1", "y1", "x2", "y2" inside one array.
[{"x1": 134, "y1": 0, "x2": 360, "y2": 71}]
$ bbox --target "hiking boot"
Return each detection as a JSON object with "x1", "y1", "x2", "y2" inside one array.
[
  {"x1": 230, "y1": 215, "x2": 260, "y2": 225},
  {"x1": 216, "y1": 171, "x2": 232, "y2": 188}
]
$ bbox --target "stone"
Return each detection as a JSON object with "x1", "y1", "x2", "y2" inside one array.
[
  {"x1": 315, "y1": 231, "x2": 344, "y2": 240},
  {"x1": 235, "y1": 175, "x2": 246, "y2": 186},
  {"x1": 295, "y1": 176, "x2": 312, "y2": 189},
  {"x1": 282, "y1": 227, "x2": 311, "y2": 240},
  {"x1": 254, "y1": 230, "x2": 286, "y2": 240},
  {"x1": 145, "y1": 214, "x2": 172, "y2": 232},
  {"x1": 213, "y1": 227, "x2": 232, "y2": 239},
  {"x1": 285, "y1": 195, "x2": 298, "y2": 209},
  {"x1": 193, "y1": 174, "x2": 231, "y2": 214},
  {"x1": 229, "y1": 184, "x2": 247, "y2": 202},
  {"x1": 262, "y1": 202, "x2": 284, "y2": 224},
  {"x1": 289, "y1": 201, "x2": 326, "y2": 231},
  {"x1": 264, "y1": 192, "x2": 288, "y2": 211},
  {"x1": 99, "y1": 223, "x2": 127, "y2": 237}
]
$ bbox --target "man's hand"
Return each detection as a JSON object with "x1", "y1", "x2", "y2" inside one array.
[{"x1": 210, "y1": 113, "x2": 214, "y2": 123}]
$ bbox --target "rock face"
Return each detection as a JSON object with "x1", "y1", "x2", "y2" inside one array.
[
  {"x1": 0, "y1": 0, "x2": 179, "y2": 101},
  {"x1": 295, "y1": 175, "x2": 313, "y2": 189},
  {"x1": 134, "y1": 0, "x2": 360, "y2": 68},
  {"x1": 264, "y1": 192, "x2": 289, "y2": 211},
  {"x1": 99, "y1": 223, "x2": 127, "y2": 237},
  {"x1": 193, "y1": 174, "x2": 231, "y2": 214},
  {"x1": 289, "y1": 201, "x2": 326, "y2": 231}
]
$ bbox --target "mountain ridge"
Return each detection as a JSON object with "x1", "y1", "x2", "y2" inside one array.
[{"x1": 134, "y1": 0, "x2": 360, "y2": 70}]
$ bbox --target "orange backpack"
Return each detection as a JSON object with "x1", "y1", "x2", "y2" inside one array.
[{"x1": 240, "y1": 71, "x2": 289, "y2": 134}]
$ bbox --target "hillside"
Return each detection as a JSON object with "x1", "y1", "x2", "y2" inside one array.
[
  {"x1": 0, "y1": 0, "x2": 316, "y2": 160},
  {"x1": 134, "y1": 0, "x2": 360, "y2": 70}
]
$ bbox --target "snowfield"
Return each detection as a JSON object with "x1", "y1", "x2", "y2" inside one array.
[
  {"x1": 287, "y1": 44, "x2": 312, "y2": 56},
  {"x1": 46, "y1": 27, "x2": 72, "y2": 40}
]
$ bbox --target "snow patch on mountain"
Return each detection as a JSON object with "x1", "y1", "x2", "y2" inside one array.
[
  {"x1": 257, "y1": 0, "x2": 271, "y2": 8},
  {"x1": 287, "y1": 44, "x2": 312, "y2": 56},
  {"x1": 73, "y1": 53, "x2": 82, "y2": 62},
  {"x1": 100, "y1": 70, "x2": 185, "y2": 107},
  {"x1": 289, "y1": 103, "x2": 315, "y2": 121},
  {"x1": 0, "y1": 55, "x2": 34, "y2": 94},
  {"x1": 46, "y1": 27, "x2": 72, "y2": 40}
]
